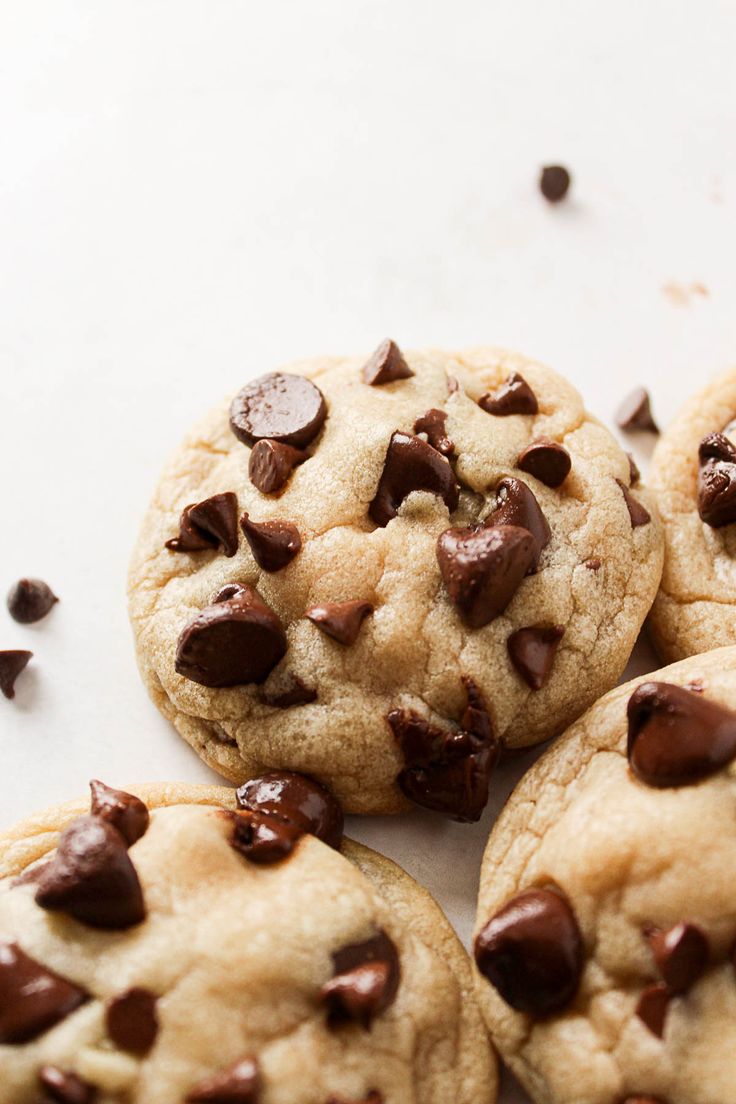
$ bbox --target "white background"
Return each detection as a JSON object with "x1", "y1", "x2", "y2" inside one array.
[{"x1": 2, "y1": 4, "x2": 736, "y2": 1099}]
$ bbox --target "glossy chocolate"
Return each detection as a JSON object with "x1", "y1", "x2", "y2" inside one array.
[
  {"x1": 517, "y1": 438, "x2": 571, "y2": 487},
  {"x1": 478, "y1": 372, "x2": 538, "y2": 416},
  {"x1": 166, "y1": 493, "x2": 239, "y2": 557},
  {"x1": 321, "y1": 930, "x2": 400, "y2": 1029},
  {"x1": 485, "y1": 478, "x2": 550, "y2": 571},
  {"x1": 369, "y1": 431, "x2": 459, "y2": 526},
  {"x1": 305, "y1": 600, "x2": 373, "y2": 645},
  {"x1": 0, "y1": 941, "x2": 87, "y2": 1044},
  {"x1": 697, "y1": 432, "x2": 736, "y2": 527},
  {"x1": 647, "y1": 922, "x2": 708, "y2": 993},
  {"x1": 437, "y1": 524, "x2": 535, "y2": 628},
  {"x1": 236, "y1": 771, "x2": 344, "y2": 851},
  {"x1": 230, "y1": 372, "x2": 327, "y2": 449},
  {"x1": 240, "y1": 513, "x2": 301, "y2": 571},
  {"x1": 89, "y1": 780, "x2": 149, "y2": 847}
]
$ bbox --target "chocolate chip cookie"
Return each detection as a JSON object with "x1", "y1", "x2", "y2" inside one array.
[
  {"x1": 473, "y1": 645, "x2": 736, "y2": 1104},
  {"x1": 128, "y1": 344, "x2": 663, "y2": 816},
  {"x1": 0, "y1": 777, "x2": 495, "y2": 1103}
]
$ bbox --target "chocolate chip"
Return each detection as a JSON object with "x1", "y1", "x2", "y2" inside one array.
[
  {"x1": 175, "y1": 584, "x2": 287, "y2": 687},
  {"x1": 260, "y1": 675, "x2": 317, "y2": 708},
  {"x1": 647, "y1": 922, "x2": 708, "y2": 993},
  {"x1": 628, "y1": 453, "x2": 641, "y2": 485},
  {"x1": 230, "y1": 810, "x2": 304, "y2": 864},
  {"x1": 616, "y1": 479, "x2": 651, "y2": 527},
  {"x1": 7, "y1": 578, "x2": 58, "y2": 623},
  {"x1": 164, "y1": 506, "x2": 216, "y2": 553},
  {"x1": 89, "y1": 780, "x2": 149, "y2": 847},
  {"x1": 517, "y1": 438, "x2": 571, "y2": 487},
  {"x1": 230, "y1": 373, "x2": 327, "y2": 449},
  {"x1": 584, "y1": 558, "x2": 601, "y2": 571},
  {"x1": 185, "y1": 1057, "x2": 261, "y2": 1103},
  {"x1": 369, "y1": 432, "x2": 459, "y2": 526},
  {"x1": 306, "y1": 600, "x2": 373, "y2": 645},
  {"x1": 635, "y1": 982, "x2": 670, "y2": 1037},
  {"x1": 361, "y1": 339, "x2": 414, "y2": 386},
  {"x1": 627, "y1": 681, "x2": 736, "y2": 787},
  {"x1": 697, "y1": 433, "x2": 736, "y2": 526},
  {"x1": 413, "y1": 408, "x2": 454, "y2": 456},
  {"x1": 321, "y1": 930, "x2": 400, "y2": 1029},
  {"x1": 166, "y1": 493, "x2": 239, "y2": 557},
  {"x1": 327, "y1": 1095, "x2": 382, "y2": 1104},
  {"x1": 486, "y1": 478, "x2": 551, "y2": 571},
  {"x1": 0, "y1": 649, "x2": 33, "y2": 699},
  {"x1": 474, "y1": 886, "x2": 584, "y2": 1016},
  {"x1": 248, "y1": 439, "x2": 307, "y2": 495},
  {"x1": 38, "y1": 1066, "x2": 95, "y2": 1104},
  {"x1": 236, "y1": 771, "x2": 344, "y2": 851},
  {"x1": 240, "y1": 513, "x2": 301, "y2": 571},
  {"x1": 34, "y1": 815, "x2": 145, "y2": 929},
  {"x1": 539, "y1": 165, "x2": 571, "y2": 202},
  {"x1": 437, "y1": 524, "x2": 536, "y2": 628},
  {"x1": 616, "y1": 388, "x2": 659, "y2": 433},
  {"x1": 106, "y1": 987, "x2": 158, "y2": 1055},
  {"x1": 0, "y1": 942, "x2": 87, "y2": 1043},
  {"x1": 478, "y1": 373, "x2": 538, "y2": 417},
  {"x1": 507, "y1": 625, "x2": 565, "y2": 690}
]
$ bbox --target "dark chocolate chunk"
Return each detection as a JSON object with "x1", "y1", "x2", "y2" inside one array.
[
  {"x1": 697, "y1": 433, "x2": 736, "y2": 527},
  {"x1": 369, "y1": 432, "x2": 459, "y2": 526},
  {"x1": 0, "y1": 649, "x2": 32, "y2": 700},
  {"x1": 628, "y1": 453, "x2": 641, "y2": 485},
  {"x1": 437, "y1": 524, "x2": 535, "y2": 628},
  {"x1": 474, "y1": 886, "x2": 584, "y2": 1016},
  {"x1": 7, "y1": 578, "x2": 58, "y2": 624},
  {"x1": 260, "y1": 675, "x2": 317, "y2": 708},
  {"x1": 361, "y1": 339, "x2": 414, "y2": 386},
  {"x1": 627, "y1": 681, "x2": 736, "y2": 787},
  {"x1": 539, "y1": 165, "x2": 571, "y2": 202},
  {"x1": 230, "y1": 372, "x2": 327, "y2": 449},
  {"x1": 34, "y1": 815, "x2": 145, "y2": 929},
  {"x1": 478, "y1": 373, "x2": 538, "y2": 417},
  {"x1": 616, "y1": 479, "x2": 651, "y2": 527},
  {"x1": 230, "y1": 810, "x2": 305, "y2": 864},
  {"x1": 89, "y1": 780, "x2": 149, "y2": 847},
  {"x1": 175, "y1": 584, "x2": 287, "y2": 687},
  {"x1": 248, "y1": 439, "x2": 307, "y2": 495},
  {"x1": 486, "y1": 478, "x2": 551, "y2": 571},
  {"x1": 164, "y1": 505, "x2": 216, "y2": 553},
  {"x1": 38, "y1": 1066, "x2": 95, "y2": 1104},
  {"x1": 185, "y1": 1057, "x2": 260, "y2": 1103},
  {"x1": 240, "y1": 513, "x2": 301, "y2": 572},
  {"x1": 0, "y1": 942, "x2": 87, "y2": 1044},
  {"x1": 413, "y1": 408, "x2": 454, "y2": 456},
  {"x1": 507, "y1": 625, "x2": 565, "y2": 690},
  {"x1": 166, "y1": 493, "x2": 239, "y2": 557},
  {"x1": 321, "y1": 930, "x2": 400, "y2": 1029},
  {"x1": 106, "y1": 987, "x2": 158, "y2": 1055},
  {"x1": 236, "y1": 771, "x2": 344, "y2": 851},
  {"x1": 517, "y1": 438, "x2": 571, "y2": 488},
  {"x1": 616, "y1": 388, "x2": 659, "y2": 433},
  {"x1": 647, "y1": 922, "x2": 708, "y2": 993},
  {"x1": 635, "y1": 982, "x2": 670, "y2": 1038},
  {"x1": 305, "y1": 600, "x2": 373, "y2": 645}
]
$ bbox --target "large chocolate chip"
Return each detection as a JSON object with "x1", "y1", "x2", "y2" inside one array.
[
  {"x1": 236, "y1": 771, "x2": 344, "y2": 851},
  {"x1": 164, "y1": 506, "x2": 216, "y2": 553},
  {"x1": 34, "y1": 816, "x2": 145, "y2": 929},
  {"x1": 437, "y1": 524, "x2": 536, "y2": 628},
  {"x1": 321, "y1": 930, "x2": 400, "y2": 1029},
  {"x1": 230, "y1": 811, "x2": 305, "y2": 864},
  {"x1": 7, "y1": 578, "x2": 58, "y2": 623},
  {"x1": 185, "y1": 1057, "x2": 260, "y2": 1103},
  {"x1": 369, "y1": 432, "x2": 459, "y2": 526},
  {"x1": 38, "y1": 1066, "x2": 95, "y2": 1104},
  {"x1": 635, "y1": 982, "x2": 670, "y2": 1038},
  {"x1": 89, "y1": 780, "x2": 149, "y2": 847},
  {"x1": 361, "y1": 339, "x2": 414, "y2": 386},
  {"x1": 697, "y1": 433, "x2": 736, "y2": 527},
  {"x1": 507, "y1": 625, "x2": 565, "y2": 690},
  {"x1": 647, "y1": 922, "x2": 708, "y2": 993},
  {"x1": 0, "y1": 649, "x2": 33, "y2": 699},
  {"x1": 474, "y1": 886, "x2": 584, "y2": 1016},
  {"x1": 240, "y1": 513, "x2": 301, "y2": 571},
  {"x1": 539, "y1": 165, "x2": 571, "y2": 202},
  {"x1": 106, "y1": 987, "x2": 158, "y2": 1054},
  {"x1": 260, "y1": 675, "x2": 317, "y2": 708},
  {"x1": 616, "y1": 479, "x2": 651, "y2": 528},
  {"x1": 627, "y1": 681, "x2": 736, "y2": 787},
  {"x1": 616, "y1": 388, "x2": 659, "y2": 433},
  {"x1": 517, "y1": 439, "x2": 571, "y2": 488},
  {"x1": 486, "y1": 478, "x2": 551, "y2": 571},
  {"x1": 478, "y1": 373, "x2": 538, "y2": 417},
  {"x1": 166, "y1": 493, "x2": 239, "y2": 557},
  {"x1": 0, "y1": 942, "x2": 87, "y2": 1043},
  {"x1": 413, "y1": 408, "x2": 454, "y2": 456},
  {"x1": 175, "y1": 585, "x2": 287, "y2": 687},
  {"x1": 305, "y1": 600, "x2": 373, "y2": 645},
  {"x1": 230, "y1": 373, "x2": 327, "y2": 449},
  {"x1": 248, "y1": 439, "x2": 307, "y2": 495}
]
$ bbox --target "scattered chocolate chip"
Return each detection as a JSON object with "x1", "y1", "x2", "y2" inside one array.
[
  {"x1": 185, "y1": 1057, "x2": 260, "y2": 1103},
  {"x1": 0, "y1": 941, "x2": 87, "y2": 1044},
  {"x1": 584, "y1": 558, "x2": 601, "y2": 571},
  {"x1": 106, "y1": 987, "x2": 158, "y2": 1055},
  {"x1": 507, "y1": 625, "x2": 565, "y2": 690},
  {"x1": 616, "y1": 388, "x2": 659, "y2": 433},
  {"x1": 89, "y1": 781, "x2": 149, "y2": 847},
  {"x1": 616, "y1": 479, "x2": 651, "y2": 527},
  {"x1": 240, "y1": 513, "x2": 301, "y2": 571},
  {"x1": 38, "y1": 1066, "x2": 95, "y2": 1104},
  {"x1": 627, "y1": 681, "x2": 736, "y2": 787},
  {"x1": 437, "y1": 524, "x2": 535, "y2": 628},
  {"x1": 248, "y1": 439, "x2": 307, "y2": 495},
  {"x1": 413, "y1": 408, "x2": 454, "y2": 456},
  {"x1": 628, "y1": 453, "x2": 641, "y2": 485},
  {"x1": 361, "y1": 339, "x2": 414, "y2": 386},
  {"x1": 321, "y1": 930, "x2": 400, "y2": 1029},
  {"x1": 0, "y1": 649, "x2": 33, "y2": 699},
  {"x1": 260, "y1": 675, "x2": 317, "y2": 708},
  {"x1": 369, "y1": 432, "x2": 459, "y2": 526},
  {"x1": 7, "y1": 578, "x2": 58, "y2": 623},
  {"x1": 175, "y1": 584, "x2": 287, "y2": 687},
  {"x1": 517, "y1": 438, "x2": 571, "y2": 488},
  {"x1": 236, "y1": 771, "x2": 344, "y2": 851},
  {"x1": 539, "y1": 165, "x2": 571, "y2": 202},
  {"x1": 306, "y1": 600, "x2": 373, "y2": 645},
  {"x1": 478, "y1": 373, "x2": 538, "y2": 417},
  {"x1": 486, "y1": 478, "x2": 551, "y2": 571},
  {"x1": 697, "y1": 433, "x2": 736, "y2": 526},
  {"x1": 647, "y1": 922, "x2": 708, "y2": 993},
  {"x1": 230, "y1": 373, "x2": 327, "y2": 449},
  {"x1": 474, "y1": 886, "x2": 584, "y2": 1016},
  {"x1": 34, "y1": 815, "x2": 145, "y2": 929},
  {"x1": 166, "y1": 493, "x2": 239, "y2": 557},
  {"x1": 635, "y1": 982, "x2": 670, "y2": 1038}
]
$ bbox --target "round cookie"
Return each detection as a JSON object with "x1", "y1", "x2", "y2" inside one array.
[
  {"x1": 649, "y1": 365, "x2": 736, "y2": 661},
  {"x1": 128, "y1": 343, "x2": 663, "y2": 817},
  {"x1": 473, "y1": 645, "x2": 736, "y2": 1104},
  {"x1": 0, "y1": 776, "x2": 496, "y2": 1103}
]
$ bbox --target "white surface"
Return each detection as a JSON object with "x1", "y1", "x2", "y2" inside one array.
[{"x1": 2, "y1": 3, "x2": 736, "y2": 1099}]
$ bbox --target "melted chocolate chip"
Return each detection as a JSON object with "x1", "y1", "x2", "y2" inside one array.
[
  {"x1": 628, "y1": 453, "x2": 641, "y2": 485},
  {"x1": 166, "y1": 493, "x2": 239, "y2": 557},
  {"x1": 369, "y1": 432, "x2": 459, "y2": 526},
  {"x1": 413, "y1": 408, "x2": 454, "y2": 456},
  {"x1": 507, "y1": 625, "x2": 565, "y2": 690},
  {"x1": 164, "y1": 506, "x2": 216, "y2": 553},
  {"x1": 486, "y1": 478, "x2": 551, "y2": 571},
  {"x1": 321, "y1": 930, "x2": 400, "y2": 1028},
  {"x1": 361, "y1": 339, "x2": 414, "y2": 385},
  {"x1": 0, "y1": 941, "x2": 87, "y2": 1043},
  {"x1": 306, "y1": 600, "x2": 373, "y2": 645},
  {"x1": 248, "y1": 439, "x2": 307, "y2": 495},
  {"x1": 474, "y1": 887, "x2": 584, "y2": 1016},
  {"x1": 260, "y1": 675, "x2": 317, "y2": 708},
  {"x1": 175, "y1": 584, "x2": 287, "y2": 687},
  {"x1": 7, "y1": 578, "x2": 58, "y2": 623},
  {"x1": 236, "y1": 771, "x2": 344, "y2": 851},
  {"x1": 517, "y1": 438, "x2": 571, "y2": 488},
  {"x1": 240, "y1": 513, "x2": 301, "y2": 571},
  {"x1": 38, "y1": 1066, "x2": 95, "y2": 1104},
  {"x1": 230, "y1": 810, "x2": 304, "y2": 864},
  {"x1": 539, "y1": 165, "x2": 571, "y2": 202},
  {"x1": 89, "y1": 780, "x2": 149, "y2": 847},
  {"x1": 627, "y1": 681, "x2": 736, "y2": 787},
  {"x1": 635, "y1": 982, "x2": 670, "y2": 1037},
  {"x1": 230, "y1": 373, "x2": 327, "y2": 449},
  {"x1": 437, "y1": 524, "x2": 535, "y2": 628},
  {"x1": 697, "y1": 433, "x2": 736, "y2": 526},
  {"x1": 34, "y1": 815, "x2": 145, "y2": 929},
  {"x1": 185, "y1": 1057, "x2": 260, "y2": 1103},
  {"x1": 616, "y1": 479, "x2": 651, "y2": 527},
  {"x1": 647, "y1": 922, "x2": 708, "y2": 993},
  {"x1": 616, "y1": 388, "x2": 659, "y2": 433},
  {"x1": 0, "y1": 649, "x2": 32, "y2": 699},
  {"x1": 478, "y1": 373, "x2": 538, "y2": 417},
  {"x1": 106, "y1": 987, "x2": 158, "y2": 1055}
]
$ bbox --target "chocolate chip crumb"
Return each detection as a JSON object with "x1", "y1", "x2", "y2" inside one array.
[
  {"x1": 0, "y1": 650, "x2": 32, "y2": 700},
  {"x1": 539, "y1": 164, "x2": 571, "y2": 202},
  {"x1": 7, "y1": 578, "x2": 58, "y2": 623}
]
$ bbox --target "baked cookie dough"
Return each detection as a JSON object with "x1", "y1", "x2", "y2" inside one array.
[
  {"x1": 0, "y1": 775, "x2": 496, "y2": 1103},
  {"x1": 649, "y1": 365, "x2": 736, "y2": 661},
  {"x1": 473, "y1": 645, "x2": 736, "y2": 1104},
  {"x1": 128, "y1": 343, "x2": 663, "y2": 817}
]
